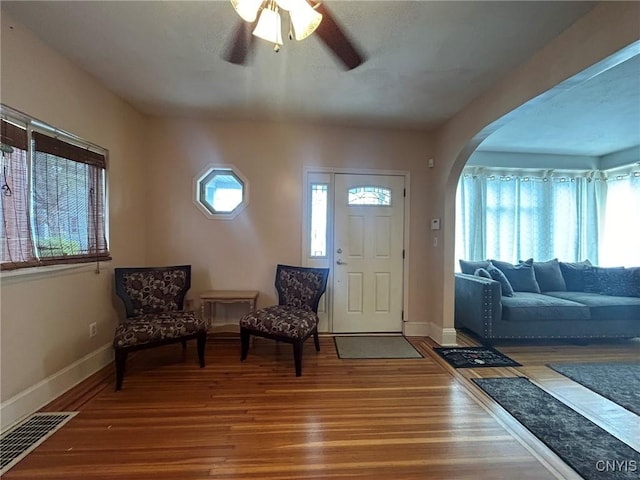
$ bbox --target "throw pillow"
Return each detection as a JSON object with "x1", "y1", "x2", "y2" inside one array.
[
  {"x1": 628, "y1": 267, "x2": 640, "y2": 297},
  {"x1": 486, "y1": 263, "x2": 514, "y2": 297},
  {"x1": 558, "y1": 260, "x2": 592, "y2": 291},
  {"x1": 583, "y1": 266, "x2": 625, "y2": 294},
  {"x1": 531, "y1": 258, "x2": 567, "y2": 292},
  {"x1": 474, "y1": 267, "x2": 492, "y2": 279},
  {"x1": 601, "y1": 267, "x2": 640, "y2": 297},
  {"x1": 583, "y1": 266, "x2": 601, "y2": 293},
  {"x1": 459, "y1": 259, "x2": 490, "y2": 275},
  {"x1": 490, "y1": 258, "x2": 541, "y2": 293}
]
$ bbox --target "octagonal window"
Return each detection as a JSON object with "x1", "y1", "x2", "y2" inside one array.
[{"x1": 194, "y1": 166, "x2": 249, "y2": 219}]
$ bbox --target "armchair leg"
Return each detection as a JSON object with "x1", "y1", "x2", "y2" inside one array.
[
  {"x1": 293, "y1": 342, "x2": 303, "y2": 377},
  {"x1": 196, "y1": 332, "x2": 206, "y2": 368},
  {"x1": 240, "y1": 328, "x2": 251, "y2": 361},
  {"x1": 313, "y1": 330, "x2": 320, "y2": 352},
  {"x1": 115, "y1": 349, "x2": 128, "y2": 391}
]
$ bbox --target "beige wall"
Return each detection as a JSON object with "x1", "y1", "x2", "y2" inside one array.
[
  {"x1": 0, "y1": 13, "x2": 148, "y2": 406},
  {"x1": 145, "y1": 118, "x2": 434, "y2": 324},
  {"x1": 429, "y1": 1, "x2": 640, "y2": 343}
]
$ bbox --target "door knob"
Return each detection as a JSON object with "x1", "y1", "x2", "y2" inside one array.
[
  {"x1": 337, "y1": 248, "x2": 343, "y2": 254},
  {"x1": 336, "y1": 259, "x2": 347, "y2": 265}
]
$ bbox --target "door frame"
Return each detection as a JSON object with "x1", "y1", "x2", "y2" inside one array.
[{"x1": 302, "y1": 167, "x2": 411, "y2": 334}]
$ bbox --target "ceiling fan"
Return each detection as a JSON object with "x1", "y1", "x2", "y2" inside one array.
[{"x1": 223, "y1": 0, "x2": 365, "y2": 70}]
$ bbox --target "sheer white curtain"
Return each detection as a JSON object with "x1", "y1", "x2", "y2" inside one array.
[
  {"x1": 455, "y1": 167, "x2": 603, "y2": 266},
  {"x1": 600, "y1": 169, "x2": 640, "y2": 266},
  {"x1": 455, "y1": 170, "x2": 485, "y2": 262}
]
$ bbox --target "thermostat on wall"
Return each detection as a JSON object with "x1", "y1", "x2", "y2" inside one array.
[{"x1": 431, "y1": 218, "x2": 441, "y2": 230}]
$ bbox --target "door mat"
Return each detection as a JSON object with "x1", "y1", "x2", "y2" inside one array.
[
  {"x1": 434, "y1": 346, "x2": 521, "y2": 368},
  {"x1": 334, "y1": 336, "x2": 423, "y2": 359},
  {"x1": 548, "y1": 362, "x2": 640, "y2": 416},
  {"x1": 473, "y1": 377, "x2": 640, "y2": 480}
]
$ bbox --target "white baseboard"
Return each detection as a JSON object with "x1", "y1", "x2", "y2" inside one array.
[
  {"x1": 403, "y1": 322, "x2": 458, "y2": 346},
  {"x1": 428, "y1": 325, "x2": 459, "y2": 346},
  {"x1": 440, "y1": 328, "x2": 459, "y2": 346},
  {"x1": 1, "y1": 343, "x2": 113, "y2": 431},
  {"x1": 403, "y1": 321, "x2": 430, "y2": 337}
]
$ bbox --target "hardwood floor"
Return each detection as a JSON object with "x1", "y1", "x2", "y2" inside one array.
[{"x1": 4, "y1": 334, "x2": 639, "y2": 479}]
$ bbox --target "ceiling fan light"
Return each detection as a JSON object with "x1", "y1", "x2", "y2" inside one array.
[
  {"x1": 289, "y1": 1, "x2": 322, "y2": 40},
  {"x1": 252, "y1": 7, "x2": 284, "y2": 46},
  {"x1": 230, "y1": 0, "x2": 264, "y2": 22},
  {"x1": 275, "y1": 0, "x2": 311, "y2": 11}
]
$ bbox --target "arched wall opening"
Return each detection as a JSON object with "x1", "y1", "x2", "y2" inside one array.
[{"x1": 427, "y1": 1, "x2": 639, "y2": 345}]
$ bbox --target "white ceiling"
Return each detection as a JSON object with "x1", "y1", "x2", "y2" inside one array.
[
  {"x1": 477, "y1": 53, "x2": 640, "y2": 157},
  {"x1": 2, "y1": 1, "x2": 639, "y2": 156}
]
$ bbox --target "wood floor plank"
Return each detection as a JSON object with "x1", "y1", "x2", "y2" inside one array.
[{"x1": 5, "y1": 334, "x2": 639, "y2": 479}]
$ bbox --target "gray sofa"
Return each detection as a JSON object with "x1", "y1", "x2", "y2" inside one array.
[{"x1": 454, "y1": 259, "x2": 640, "y2": 342}]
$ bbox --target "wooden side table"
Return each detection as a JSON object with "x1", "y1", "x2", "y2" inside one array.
[{"x1": 200, "y1": 290, "x2": 259, "y2": 334}]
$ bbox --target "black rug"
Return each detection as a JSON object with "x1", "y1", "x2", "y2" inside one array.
[
  {"x1": 473, "y1": 377, "x2": 640, "y2": 480},
  {"x1": 548, "y1": 362, "x2": 640, "y2": 416},
  {"x1": 433, "y1": 346, "x2": 521, "y2": 368}
]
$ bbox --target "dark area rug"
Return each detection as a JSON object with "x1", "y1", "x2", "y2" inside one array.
[
  {"x1": 548, "y1": 362, "x2": 640, "y2": 416},
  {"x1": 473, "y1": 377, "x2": 640, "y2": 480},
  {"x1": 433, "y1": 346, "x2": 521, "y2": 368}
]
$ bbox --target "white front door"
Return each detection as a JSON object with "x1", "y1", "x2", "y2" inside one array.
[{"x1": 332, "y1": 174, "x2": 405, "y2": 333}]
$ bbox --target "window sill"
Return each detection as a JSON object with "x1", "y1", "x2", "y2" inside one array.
[{"x1": 1, "y1": 261, "x2": 110, "y2": 285}]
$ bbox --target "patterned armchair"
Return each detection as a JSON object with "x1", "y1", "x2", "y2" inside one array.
[
  {"x1": 113, "y1": 265, "x2": 207, "y2": 390},
  {"x1": 240, "y1": 264, "x2": 329, "y2": 376}
]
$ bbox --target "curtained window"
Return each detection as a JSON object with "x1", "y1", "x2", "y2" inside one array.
[
  {"x1": 1, "y1": 109, "x2": 110, "y2": 271},
  {"x1": 455, "y1": 165, "x2": 640, "y2": 268},
  {"x1": 600, "y1": 168, "x2": 640, "y2": 266}
]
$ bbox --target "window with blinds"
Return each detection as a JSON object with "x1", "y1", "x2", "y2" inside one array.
[{"x1": 1, "y1": 108, "x2": 110, "y2": 271}]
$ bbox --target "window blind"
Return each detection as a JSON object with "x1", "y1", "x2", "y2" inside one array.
[
  {"x1": 1, "y1": 115, "x2": 111, "y2": 271},
  {"x1": 1, "y1": 120, "x2": 36, "y2": 268}
]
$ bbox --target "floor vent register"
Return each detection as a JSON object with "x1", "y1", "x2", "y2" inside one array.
[{"x1": 1, "y1": 412, "x2": 77, "y2": 474}]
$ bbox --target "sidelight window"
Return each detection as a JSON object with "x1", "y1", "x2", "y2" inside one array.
[{"x1": 310, "y1": 183, "x2": 328, "y2": 257}]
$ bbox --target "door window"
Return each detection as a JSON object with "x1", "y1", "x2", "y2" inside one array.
[{"x1": 347, "y1": 186, "x2": 391, "y2": 206}]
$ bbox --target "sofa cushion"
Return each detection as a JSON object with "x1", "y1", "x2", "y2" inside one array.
[
  {"x1": 501, "y1": 292, "x2": 590, "y2": 322},
  {"x1": 486, "y1": 263, "x2": 514, "y2": 297},
  {"x1": 583, "y1": 266, "x2": 625, "y2": 294},
  {"x1": 459, "y1": 259, "x2": 490, "y2": 275},
  {"x1": 558, "y1": 260, "x2": 592, "y2": 291},
  {"x1": 545, "y1": 291, "x2": 640, "y2": 321},
  {"x1": 532, "y1": 258, "x2": 567, "y2": 292},
  {"x1": 491, "y1": 258, "x2": 541, "y2": 293}
]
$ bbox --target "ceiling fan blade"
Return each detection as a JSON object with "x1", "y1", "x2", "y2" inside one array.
[
  {"x1": 312, "y1": 2, "x2": 365, "y2": 70},
  {"x1": 223, "y1": 20, "x2": 257, "y2": 65}
]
